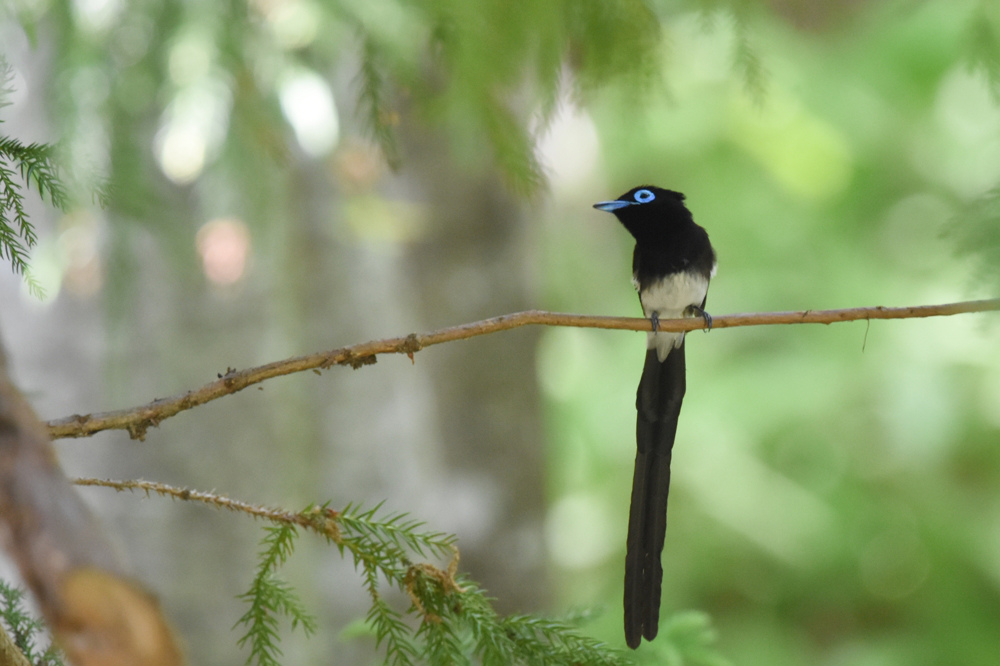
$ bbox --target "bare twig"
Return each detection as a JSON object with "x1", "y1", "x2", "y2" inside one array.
[
  {"x1": 72, "y1": 478, "x2": 341, "y2": 541},
  {"x1": 46, "y1": 299, "x2": 1000, "y2": 441}
]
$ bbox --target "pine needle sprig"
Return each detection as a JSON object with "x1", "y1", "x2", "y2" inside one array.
[
  {"x1": 967, "y1": 5, "x2": 1000, "y2": 102},
  {"x1": 0, "y1": 146, "x2": 44, "y2": 295},
  {"x1": 235, "y1": 525, "x2": 318, "y2": 666},
  {"x1": 733, "y1": 16, "x2": 767, "y2": 107},
  {"x1": 80, "y1": 481, "x2": 706, "y2": 665},
  {"x1": 337, "y1": 502, "x2": 457, "y2": 560},
  {"x1": 445, "y1": 578, "x2": 624, "y2": 666},
  {"x1": 0, "y1": 137, "x2": 69, "y2": 213},
  {"x1": 356, "y1": 38, "x2": 402, "y2": 169},
  {"x1": 302, "y1": 500, "x2": 625, "y2": 665},
  {"x1": 0, "y1": 57, "x2": 77, "y2": 296},
  {"x1": 235, "y1": 499, "x2": 629, "y2": 666},
  {"x1": 0, "y1": 579, "x2": 64, "y2": 666},
  {"x1": 362, "y1": 559, "x2": 421, "y2": 666}
]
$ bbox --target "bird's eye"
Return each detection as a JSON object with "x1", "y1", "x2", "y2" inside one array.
[{"x1": 634, "y1": 189, "x2": 655, "y2": 203}]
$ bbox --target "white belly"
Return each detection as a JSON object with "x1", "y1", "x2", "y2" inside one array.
[{"x1": 638, "y1": 271, "x2": 711, "y2": 361}]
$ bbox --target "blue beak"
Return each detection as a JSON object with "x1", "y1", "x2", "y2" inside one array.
[{"x1": 593, "y1": 200, "x2": 633, "y2": 212}]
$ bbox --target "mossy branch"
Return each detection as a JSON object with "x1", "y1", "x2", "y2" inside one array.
[{"x1": 46, "y1": 298, "x2": 1000, "y2": 441}]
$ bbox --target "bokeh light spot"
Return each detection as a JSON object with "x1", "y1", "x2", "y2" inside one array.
[
  {"x1": 545, "y1": 492, "x2": 616, "y2": 569},
  {"x1": 155, "y1": 122, "x2": 207, "y2": 184},
  {"x1": 196, "y1": 218, "x2": 251, "y2": 286},
  {"x1": 279, "y1": 68, "x2": 339, "y2": 157}
]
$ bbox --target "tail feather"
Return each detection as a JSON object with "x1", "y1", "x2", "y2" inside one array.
[{"x1": 624, "y1": 344, "x2": 686, "y2": 648}]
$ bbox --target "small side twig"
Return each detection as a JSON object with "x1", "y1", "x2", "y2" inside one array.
[
  {"x1": 47, "y1": 299, "x2": 1000, "y2": 441},
  {"x1": 72, "y1": 478, "x2": 343, "y2": 542}
]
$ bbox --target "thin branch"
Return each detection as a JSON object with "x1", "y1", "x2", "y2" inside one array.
[
  {"x1": 73, "y1": 477, "x2": 341, "y2": 538},
  {"x1": 46, "y1": 298, "x2": 1000, "y2": 441}
]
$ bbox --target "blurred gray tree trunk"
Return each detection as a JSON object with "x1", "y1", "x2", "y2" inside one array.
[{"x1": 399, "y1": 124, "x2": 548, "y2": 614}]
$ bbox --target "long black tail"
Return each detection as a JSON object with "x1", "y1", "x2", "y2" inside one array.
[{"x1": 624, "y1": 343, "x2": 686, "y2": 649}]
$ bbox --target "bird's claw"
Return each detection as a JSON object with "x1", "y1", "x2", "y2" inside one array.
[
  {"x1": 650, "y1": 311, "x2": 660, "y2": 333},
  {"x1": 686, "y1": 305, "x2": 713, "y2": 331}
]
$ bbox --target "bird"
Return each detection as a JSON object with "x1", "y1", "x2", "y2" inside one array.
[{"x1": 593, "y1": 185, "x2": 716, "y2": 649}]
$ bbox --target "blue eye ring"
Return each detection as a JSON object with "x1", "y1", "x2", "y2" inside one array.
[{"x1": 634, "y1": 189, "x2": 655, "y2": 203}]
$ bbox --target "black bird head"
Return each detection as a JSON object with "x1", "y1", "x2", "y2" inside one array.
[{"x1": 594, "y1": 186, "x2": 693, "y2": 243}]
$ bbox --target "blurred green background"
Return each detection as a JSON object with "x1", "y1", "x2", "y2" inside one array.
[{"x1": 2, "y1": 0, "x2": 1000, "y2": 664}]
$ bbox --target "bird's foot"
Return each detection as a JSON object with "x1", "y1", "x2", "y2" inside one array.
[
  {"x1": 685, "y1": 304, "x2": 713, "y2": 331},
  {"x1": 650, "y1": 311, "x2": 660, "y2": 333}
]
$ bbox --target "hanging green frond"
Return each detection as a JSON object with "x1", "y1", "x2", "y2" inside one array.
[
  {"x1": 948, "y1": 187, "x2": 1000, "y2": 290},
  {"x1": 0, "y1": 137, "x2": 69, "y2": 213},
  {"x1": 235, "y1": 525, "x2": 317, "y2": 666},
  {"x1": 357, "y1": 38, "x2": 402, "y2": 169},
  {"x1": 529, "y1": 21, "x2": 569, "y2": 137},
  {"x1": 0, "y1": 58, "x2": 70, "y2": 296},
  {"x1": 481, "y1": 98, "x2": 546, "y2": 197},
  {"x1": 966, "y1": 5, "x2": 1000, "y2": 102},
  {"x1": 0, "y1": 59, "x2": 12, "y2": 111},
  {"x1": 733, "y1": 19, "x2": 768, "y2": 106},
  {"x1": 0, "y1": 154, "x2": 43, "y2": 296},
  {"x1": 365, "y1": 590, "x2": 421, "y2": 666}
]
